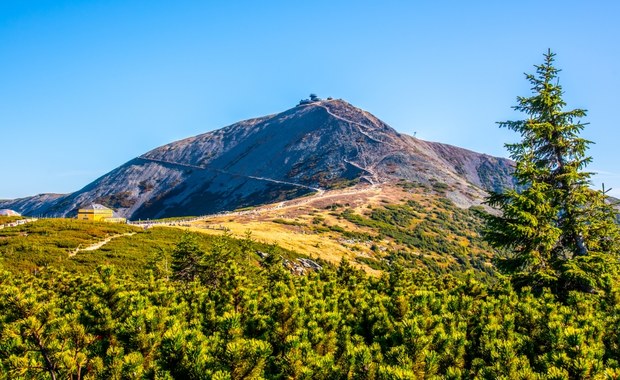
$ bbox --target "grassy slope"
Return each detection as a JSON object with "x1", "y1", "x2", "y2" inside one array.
[
  {"x1": 0, "y1": 219, "x2": 302, "y2": 277},
  {"x1": 183, "y1": 182, "x2": 494, "y2": 277},
  {"x1": 0, "y1": 183, "x2": 494, "y2": 278}
]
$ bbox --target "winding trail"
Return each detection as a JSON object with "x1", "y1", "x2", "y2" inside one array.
[
  {"x1": 343, "y1": 159, "x2": 376, "y2": 185},
  {"x1": 137, "y1": 157, "x2": 322, "y2": 194},
  {"x1": 128, "y1": 101, "x2": 405, "y2": 226},
  {"x1": 314, "y1": 102, "x2": 397, "y2": 148},
  {"x1": 129, "y1": 184, "x2": 378, "y2": 228},
  {"x1": 140, "y1": 101, "x2": 395, "y2": 195},
  {"x1": 314, "y1": 101, "x2": 406, "y2": 185},
  {"x1": 137, "y1": 101, "x2": 404, "y2": 204},
  {"x1": 243, "y1": 173, "x2": 323, "y2": 194},
  {"x1": 69, "y1": 232, "x2": 136, "y2": 257},
  {"x1": 137, "y1": 156, "x2": 205, "y2": 170}
]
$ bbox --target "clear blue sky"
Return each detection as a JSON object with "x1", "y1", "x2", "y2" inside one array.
[{"x1": 1, "y1": 1, "x2": 619, "y2": 199}]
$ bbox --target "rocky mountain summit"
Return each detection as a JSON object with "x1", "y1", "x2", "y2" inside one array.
[{"x1": 1, "y1": 99, "x2": 515, "y2": 219}]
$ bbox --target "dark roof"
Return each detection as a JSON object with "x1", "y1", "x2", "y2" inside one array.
[{"x1": 79, "y1": 204, "x2": 113, "y2": 211}]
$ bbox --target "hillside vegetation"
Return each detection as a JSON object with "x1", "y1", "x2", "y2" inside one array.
[
  {"x1": 0, "y1": 183, "x2": 495, "y2": 279},
  {"x1": 1, "y1": 190, "x2": 618, "y2": 379},
  {"x1": 2, "y1": 244, "x2": 620, "y2": 379},
  {"x1": 187, "y1": 182, "x2": 494, "y2": 278},
  {"x1": 0, "y1": 219, "x2": 302, "y2": 277}
]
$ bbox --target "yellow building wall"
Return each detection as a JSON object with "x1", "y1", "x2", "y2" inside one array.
[{"x1": 77, "y1": 210, "x2": 114, "y2": 221}]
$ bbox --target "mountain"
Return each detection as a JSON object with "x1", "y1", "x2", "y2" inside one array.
[{"x1": 1, "y1": 99, "x2": 515, "y2": 219}]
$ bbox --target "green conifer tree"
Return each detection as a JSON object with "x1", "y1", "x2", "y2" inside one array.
[
  {"x1": 171, "y1": 232, "x2": 204, "y2": 282},
  {"x1": 200, "y1": 234, "x2": 236, "y2": 289},
  {"x1": 147, "y1": 247, "x2": 171, "y2": 280},
  {"x1": 484, "y1": 50, "x2": 619, "y2": 294}
]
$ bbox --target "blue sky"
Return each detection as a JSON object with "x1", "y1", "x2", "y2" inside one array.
[{"x1": 1, "y1": 1, "x2": 619, "y2": 198}]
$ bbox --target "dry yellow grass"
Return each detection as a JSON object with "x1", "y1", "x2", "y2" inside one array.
[
  {"x1": 177, "y1": 184, "x2": 415, "y2": 275},
  {"x1": 160, "y1": 182, "x2": 486, "y2": 276},
  {"x1": 188, "y1": 221, "x2": 380, "y2": 272}
]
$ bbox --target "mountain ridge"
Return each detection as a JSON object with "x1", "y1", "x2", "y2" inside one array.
[{"x1": 1, "y1": 99, "x2": 515, "y2": 218}]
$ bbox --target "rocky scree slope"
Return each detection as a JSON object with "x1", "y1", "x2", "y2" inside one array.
[{"x1": 1, "y1": 99, "x2": 514, "y2": 219}]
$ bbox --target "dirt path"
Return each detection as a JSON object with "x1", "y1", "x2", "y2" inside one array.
[
  {"x1": 69, "y1": 232, "x2": 136, "y2": 257},
  {"x1": 210, "y1": 184, "x2": 380, "y2": 219},
  {"x1": 243, "y1": 173, "x2": 322, "y2": 194},
  {"x1": 313, "y1": 101, "x2": 406, "y2": 185},
  {"x1": 137, "y1": 156, "x2": 205, "y2": 170},
  {"x1": 278, "y1": 185, "x2": 379, "y2": 209},
  {"x1": 139, "y1": 157, "x2": 322, "y2": 194},
  {"x1": 314, "y1": 102, "x2": 396, "y2": 148},
  {"x1": 130, "y1": 184, "x2": 379, "y2": 228}
]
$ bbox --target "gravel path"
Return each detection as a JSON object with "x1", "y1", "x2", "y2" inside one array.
[{"x1": 69, "y1": 232, "x2": 136, "y2": 257}]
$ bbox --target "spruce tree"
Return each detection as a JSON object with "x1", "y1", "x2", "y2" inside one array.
[
  {"x1": 484, "y1": 50, "x2": 619, "y2": 294},
  {"x1": 171, "y1": 232, "x2": 204, "y2": 282}
]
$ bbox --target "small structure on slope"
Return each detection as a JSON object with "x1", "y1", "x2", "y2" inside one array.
[{"x1": 77, "y1": 204, "x2": 126, "y2": 223}]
